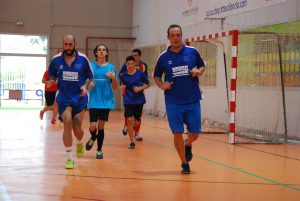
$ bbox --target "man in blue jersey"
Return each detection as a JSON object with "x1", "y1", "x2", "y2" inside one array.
[
  {"x1": 119, "y1": 49, "x2": 148, "y2": 140},
  {"x1": 119, "y1": 56, "x2": 149, "y2": 149},
  {"x1": 48, "y1": 34, "x2": 93, "y2": 169},
  {"x1": 153, "y1": 24, "x2": 205, "y2": 174}
]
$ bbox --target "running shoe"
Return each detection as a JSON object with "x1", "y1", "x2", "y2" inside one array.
[
  {"x1": 65, "y1": 158, "x2": 74, "y2": 169},
  {"x1": 122, "y1": 126, "x2": 128, "y2": 136},
  {"x1": 58, "y1": 115, "x2": 63, "y2": 122},
  {"x1": 185, "y1": 144, "x2": 193, "y2": 162},
  {"x1": 128, "y1": 142, "x2": 135, "y2": 149},
  {"x1": 85, "y1": 139, "x2": 95, "y2": 151},
  {"x1": 134, "y1": 134, "x2": 143, "y2": 141},
  {"x1": 96, "y1": 151, "x2": 103, "y2": 159},
  {"x1": 39, "y1": 110, "x2": 44, "y2": 120},
  {"x1": 181, "y1": 162, "x2": 190, "y2": 174},
  {"x1": 51, "y1": 119, "x2": 61, "y2": 124},
  {"x1": 76, "y1": 143, "x2": 84, "y2": 158}
]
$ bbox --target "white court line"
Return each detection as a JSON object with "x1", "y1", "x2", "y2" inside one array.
[{"x1": 0, "y1": 182, "x2": 12, "y2": 201}]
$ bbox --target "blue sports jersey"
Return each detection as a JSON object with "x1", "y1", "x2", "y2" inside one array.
[
  {"x1": 119, "y1": 69, "x2": 149, "y2": 105},
  {"x1": 48, "y1": 51, "x2": 93, "y2": 105},
  {"x1": 88, "y1": 61, "x2": 116, "y2": 109},
  {"x1": 119, "y1": 61, "x2": 148, "y2": 76},
  {"x1": 119, "y1": 61, "x2": 148, "y2": 86},
  {"x1": 153, "y1": 44, "x2": 205, "y2": 105}
]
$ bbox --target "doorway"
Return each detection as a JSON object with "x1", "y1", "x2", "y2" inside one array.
[{"x1": 0, "y1": 34, "x2": 48, "y2": 108}]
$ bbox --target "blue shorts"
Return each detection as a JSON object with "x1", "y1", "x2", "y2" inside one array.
[
  {"x1": 58, "y1": 99, "x2": 87, "y2": 118},
  {"x1": 166, "y1": 102, "x2": 201, "y2": 134}
]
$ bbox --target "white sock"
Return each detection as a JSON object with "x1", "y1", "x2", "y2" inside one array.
[{"x1": 66, "y1": 146, "x2": 73, "y2": 160}]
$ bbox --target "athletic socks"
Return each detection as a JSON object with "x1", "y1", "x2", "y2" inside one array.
[
  {"x1": 97, "y1": 129, "x2": 105, "y2": 151},
  {"x1": 90, "y1": 130, "x2": 97, "y2": 141},
  {"x1": 66, "y1": 146, "x2": 73, "y2": 160}
]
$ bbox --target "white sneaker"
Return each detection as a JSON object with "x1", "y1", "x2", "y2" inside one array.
[{"x1": 134, "y1": 134, "x2": 143, "y2": 141}]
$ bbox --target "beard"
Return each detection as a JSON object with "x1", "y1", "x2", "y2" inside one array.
[{"x1": 63, "y1": 48, "x2": 76, "y2": 56}]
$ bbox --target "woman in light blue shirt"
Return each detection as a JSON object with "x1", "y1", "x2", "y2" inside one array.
[{"x1": 86, "y1": 44, "x2": 117, "y2": 159}]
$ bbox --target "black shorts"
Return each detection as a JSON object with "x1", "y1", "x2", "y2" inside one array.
[
  {"x1": 124, "y1": 104, "x2": 144, "y2": 121},
  {"x1": 89, "y1": 108, "x2": 110, "y2": 122},
  {"x1": 45, "y1": 91, "x2": 56, "y2": 106}
]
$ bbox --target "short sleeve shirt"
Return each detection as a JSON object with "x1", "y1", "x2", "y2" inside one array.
[
  {"x1": 153, "y1": 44, "x2": 205, "y2": 105},
  {"x1": 48, "y1": 51, "x2": 93, "y2": 105}
]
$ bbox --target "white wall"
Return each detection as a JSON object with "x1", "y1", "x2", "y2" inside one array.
[
  {"x1": 133, "y1": 0, "x2": 299, "y2": 45},
  {"x1": 133, "y1": 0, "x2": 300, "y2": 140}
]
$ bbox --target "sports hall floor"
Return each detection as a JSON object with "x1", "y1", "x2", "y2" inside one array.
[{"x1": 0, "y1": 109, "x2": 299, "y2": 201}]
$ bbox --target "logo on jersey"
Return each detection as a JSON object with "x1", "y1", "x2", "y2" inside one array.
[
  {"x1": 168, "y1": 60, "x2": 172, "y2": 65},
  {"x1": 62, "y1": 71, "x2": 79, "y2": 81},
  {"x1": 172, "y1": 65, "x2": 189, "y2": 77},
  {"x1": 59, "y1": 65, "x2": 63, "y2": 69},
  {"x1": 75, "y1": 64, "x2": 82, "y2": 70}
]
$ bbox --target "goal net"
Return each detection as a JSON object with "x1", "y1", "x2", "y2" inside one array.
[{"x1": 186, "y1": 30, "x2": 287, "y2": 144}]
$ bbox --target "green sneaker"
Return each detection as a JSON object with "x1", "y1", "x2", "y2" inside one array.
[
  {"x1": 76, "y1": 143, "x2": 84, "y2": 158},
  {"x1": 96, "y1": 151, "x2": 103, "y2": 159},
  {"x1": 65, "y1": 158, "x2": 74, "y2": 169}
]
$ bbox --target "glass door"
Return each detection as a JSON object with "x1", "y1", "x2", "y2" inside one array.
[{"x1": 0, "y1": 34, "x2": 48, "y2": 108}]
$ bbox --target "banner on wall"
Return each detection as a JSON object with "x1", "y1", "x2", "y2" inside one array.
[{"x1": 205, "y1": 0, "x2": 287, "y2": 18}]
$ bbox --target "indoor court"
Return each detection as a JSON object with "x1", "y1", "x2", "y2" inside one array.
[
  {"x1": 1, "y1": 0, "x2": 300, "y2": 201},
  {"x1": 0, "y1": 109, "x2": 299, "y2": 201}
]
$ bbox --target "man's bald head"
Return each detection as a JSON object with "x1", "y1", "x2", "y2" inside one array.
[
  {"x1": 63, "y1": 34, "x2": 75, "y2": 43},
  {"x1": 63, "y1": 34, "x2": 76, "y2": 56}
]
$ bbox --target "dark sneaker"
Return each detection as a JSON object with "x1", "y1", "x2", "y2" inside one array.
[
  {"x1": 122, "y1": 126, "x2": 128, "y2": 136},
  {"x1": 58, "y1": 115, "x2": 63, "y2": 122},
  {"x1": 96, "y1": 151, "x2": 103, "y2": 159},
  {"x1": 85, "y1": 139, "x2": 95, "y2": 151},
  {"x1": 128, "y1": 142, "x2": 135, "y2": 149},
  {"x1": 185, "y1": 144, "x2": 193, "y2": 162},
  {"x1": 134, "y1": 134, "x2": 143, "y2": 141},
  {"x1": 181, "y1": 162, "x2": 190, "y2": 174}
]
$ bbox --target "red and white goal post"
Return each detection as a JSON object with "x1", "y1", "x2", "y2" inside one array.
[{"x1": 185, "y1": 30, "x2": 286, "y2": 144}]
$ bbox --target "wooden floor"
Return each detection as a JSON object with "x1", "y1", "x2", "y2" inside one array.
[{"x1": 0, "y1": 109, "x2": 300, "y2": 201}]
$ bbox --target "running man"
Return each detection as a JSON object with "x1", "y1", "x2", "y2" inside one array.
[
  {"x1": 119, "y1": 48, "x2": 148, "y2": 140},
  {"x1": 48, "y1": 34, "x2": 93, "y2": 169},
  {"x1": 153, "y1": 24, "x2": 205, "y2": 174},
  {"x1": 39, "y1": 69, "x2": 60, "y2": 124},
  {"x1": 119, "y1": 56, "x2": 149, "y2": 149}
]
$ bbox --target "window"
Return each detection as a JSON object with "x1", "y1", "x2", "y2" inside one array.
[{"x1": 0, "y1": 34, "x2": 48, "y2": 108}]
